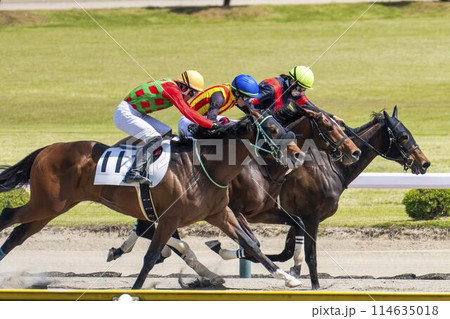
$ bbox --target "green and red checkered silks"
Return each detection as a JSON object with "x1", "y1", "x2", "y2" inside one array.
[{"x1": 124, "y1": 78, "x2": 175, "y2": 115}]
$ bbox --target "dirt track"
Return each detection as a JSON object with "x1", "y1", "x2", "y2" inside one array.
[{"x1": 0, "y1": 225, "x2": 449, "y2": 292}]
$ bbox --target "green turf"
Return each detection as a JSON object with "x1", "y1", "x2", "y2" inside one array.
[{"x1": 0, "y1": 3, "x2": 449, "y2": 227}]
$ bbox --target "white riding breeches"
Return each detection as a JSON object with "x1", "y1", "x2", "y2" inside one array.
[{"x1": 113, "y1": 101, "x2": 171, "y2": 142}]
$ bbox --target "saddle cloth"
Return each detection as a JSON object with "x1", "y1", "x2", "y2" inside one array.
[{"x1": 94, "y1": 139, "x2": 171, "y2": 187}]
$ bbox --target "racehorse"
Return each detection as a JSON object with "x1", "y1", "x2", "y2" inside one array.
[
  {"x1": 0, "y1": 109, "x2": 304, "y2": 289},
  {"x1": 209, "y1": 107, "x2": 362, "y2": 263},
  {"x1": 107, "y1": 107, "x2": 362, "y2": 284},
  {"x1": 276, "y1": 106, "x2": 431, "y2": 289}
]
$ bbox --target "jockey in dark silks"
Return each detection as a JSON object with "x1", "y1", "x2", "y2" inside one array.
[{"x1": 251, "y1": 65, "x2": 345, "y2": 125}]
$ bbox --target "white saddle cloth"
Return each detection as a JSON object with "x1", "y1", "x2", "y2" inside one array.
[{"x1": 94, "y1": 139, "x2": 171, "y2": 187}]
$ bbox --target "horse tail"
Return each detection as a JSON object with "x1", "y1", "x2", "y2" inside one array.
[{"x1": 0, "y1": 147, "x2": 46, "y2": 193}]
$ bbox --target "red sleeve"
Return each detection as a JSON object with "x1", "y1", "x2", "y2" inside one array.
[
  {"x1": 161, "y1": 82, "x2": 213, "y2": 129},
  {"x1": 294, "y1": 95, "x2": 309, "y2": 106}
]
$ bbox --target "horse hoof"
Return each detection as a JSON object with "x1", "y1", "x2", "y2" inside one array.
[
  {"x1": 286, "y1": 277, "x2": 302, "y2": 288},
  {"x1": 106, "y1": 247, "x2": 122, "y2": 262},
  {"x1": 205, "y1": 240, "x2": 221, "y2": 254},
  {"x1": 107, "y1": 248, "x2": 115, "y2": 262},
  {"x1": 289, "y1": 265, "x2": 301, "y2": 278},
  {"x1": 210, "y1": 276, "x2": 225, "y2": 286}
]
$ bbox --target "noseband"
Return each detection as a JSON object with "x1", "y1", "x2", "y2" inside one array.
[
  {"x1": 250, "y1": 115, "x2": 293, "y2": 165},
  {"x1": 308, "y1": 117, "x2": 348, "y2": 162}
]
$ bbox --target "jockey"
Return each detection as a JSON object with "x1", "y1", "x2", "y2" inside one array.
[
  {"x1": 178, "y1": 74, "x2": 260, "y2": 138},
  {"x1": 114, "y1": 70, "x2": 215, "y2": 184},
  {"x1": 251, "y1": 65, "x2": 344, "y2": 124}
]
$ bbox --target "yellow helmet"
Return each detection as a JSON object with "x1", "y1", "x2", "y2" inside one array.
[
  {"x1": 175, "y1": 70, "x2": 204, "y2": 92},
  {"x1": 288, "y1": 65, "x2": 314, "y2": 89}
]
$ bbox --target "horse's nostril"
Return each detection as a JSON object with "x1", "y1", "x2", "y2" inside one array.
[
  {"x1": 352, "y1": 150, "x2": 361, "y2": 158},
  {"x1": 294, "y1": 152, "x2": 301, "y2": 159},
  {"x1": 423, "y1": 162, "x2": 431, "y2": 169}
]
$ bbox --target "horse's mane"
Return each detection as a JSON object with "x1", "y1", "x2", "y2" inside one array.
[
  {"x1": 179, "y1": 116, "x2": 253, "y2": 145},
  {"x1": 345, "y1": 111, "x2": 385, "y2": 134}
]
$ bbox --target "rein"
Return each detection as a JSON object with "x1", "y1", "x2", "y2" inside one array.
[
  {"x1": 288, "y1": 106, "x2": 348, "y2": 162},
  {"x1": 308, "y1": 117, "x2": 347, "y2": 161},
  {"x1": 193, "y1": 142, "x2": 228, "y2": 189},
  {"x1": 193, "y1": 114, "x2": 285, "y2": 189},
  {"x1": 249, "y1": 115, "x2": 285, "y2": 165},
  {"x1": 343, "y1": 122, "x2": 413, "y2": 171}
]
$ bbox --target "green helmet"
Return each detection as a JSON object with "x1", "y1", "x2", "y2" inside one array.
[{"x1": 288, "y1": 65, "x2": 314, "y2": 89}]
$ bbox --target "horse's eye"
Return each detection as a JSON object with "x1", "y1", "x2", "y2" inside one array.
[
  {"x1": 400, "y1": 134, "x2": 409, "y2": 141},
  {"x1": 268, "y1": 127, "x2": 277, "y2": 135}
]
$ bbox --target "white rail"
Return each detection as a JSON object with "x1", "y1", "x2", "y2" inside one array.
[{"x1": 348, "y1": 173, "x2": 450, "y2": 189}]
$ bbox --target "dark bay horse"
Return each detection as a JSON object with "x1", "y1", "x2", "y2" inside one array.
[
  {"x1": 0, "y1": 110, "x2": 304, "y2": 289},
  {"x1": 277, "y1": 106, "x2": 430, "y2": 289},
  {"x1": 211, "y1": 107, "x2": 430, "y2": 289},
  {"x1": 209, "y1": 108, "x2": 361, "y2": 262}
]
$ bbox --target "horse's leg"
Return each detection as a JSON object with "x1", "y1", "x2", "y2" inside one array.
[
  {"x1": 0, "y1": 217, "x2": 53, "y2": 261},
  {"x1": 133, "y1": 223, "x2": 224, "y2": 284},
  {"x1": 303, "y1": 213, "x2": 320, "y2": 290},
  {"x1": 206, "y1": 207, "x2": 301, "y2": 288},
  {"x1": 1, "y1": 172, "x2": 80, "y2": 233},
  {"x1": 235, "y1": 212, "x2": 260, "y2": 245},
  {"x1": 207, "y1": 208, "x2": 304, "y2": 267},
  {"x1": 132, "y1": 221, "x2": 179, "y2": 290},
  {"x1": 205, "y1": 211, "x2": 263, "y2": 261},
  {"x1": 108, "y1": 220, "x2": 175, "y2": 262},
  {"x1": 0, "y1": 201, "x2": 62, "y2": 233},
  {"x1": 249, "y1": 209, "x2": 305, "y2": 277},
  {"x1": 166, "y1": 236, "x2": 224, "y2": 285},
  {"x1": 0, "y1": 206, "x2": 34, "y2": 232}
]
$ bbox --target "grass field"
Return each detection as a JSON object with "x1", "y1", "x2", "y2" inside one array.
[{"x1": 0, "y1": 3, "x2": 449, "y2": 227}]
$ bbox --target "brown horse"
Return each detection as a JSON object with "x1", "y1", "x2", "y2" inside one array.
[
  {"x1": 0, "y1": 110, "x2": 304, "y2": 289},
  {"x1": 107, "y1": 107, "x2": 361, "y2": 282},
  {"x1": 210, "y1": 107, "x2": 430, "y2": 289},
  {"x1": 208, "y1": 107, "x2": 361, "y2": 261},
  {"x1": 276, "y1": 106, "x2": 430, "y2": 289}
]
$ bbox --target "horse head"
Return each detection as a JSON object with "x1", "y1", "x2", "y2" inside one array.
[
  {"x1": 246, "y1": 108, "x2": 304, "y2": 168},
  {"x1": 382, "y1": 106, "x2": 430, "y2": 174}
]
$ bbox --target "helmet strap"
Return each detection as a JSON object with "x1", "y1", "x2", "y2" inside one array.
[{"x1": 182, "y1": 71, "x2": 191, "y2": 89}]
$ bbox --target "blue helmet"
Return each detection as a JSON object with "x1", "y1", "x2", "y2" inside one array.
[{"x1": 231, "y1": 74, "x2": 260, "y2": 98}]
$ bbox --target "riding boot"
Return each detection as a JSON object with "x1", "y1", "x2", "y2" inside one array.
[{"x1": 123, "y1": 135, "x2": 163, "y2": 184}]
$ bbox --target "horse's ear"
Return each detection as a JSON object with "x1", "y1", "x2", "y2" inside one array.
[
  {"x1": 249, "y1": 108, "x2": 263, "y2": 120},
  {"x1": 392, "y1": 105, "x2": 398, "y2": 118},
  {"x1": 302, "y1": 107, "x2": 319, "y2": 118},
  {"x1": 383, "y1": 110, "x2": 396, "y2": 127}
]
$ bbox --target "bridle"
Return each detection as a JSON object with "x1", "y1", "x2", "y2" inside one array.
[
  {"x1": 343, "y1": 120, "x2": 418, "y2": 171},
  {"x1": 194, "y1": 113, "x2": 292, "y2": 188},
  {"x1": 249, "y1": 114, "x2": 294, "y2": 165},
  {"x1": 308, "y1": 116, "x2": 348, "y2": 162}
]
